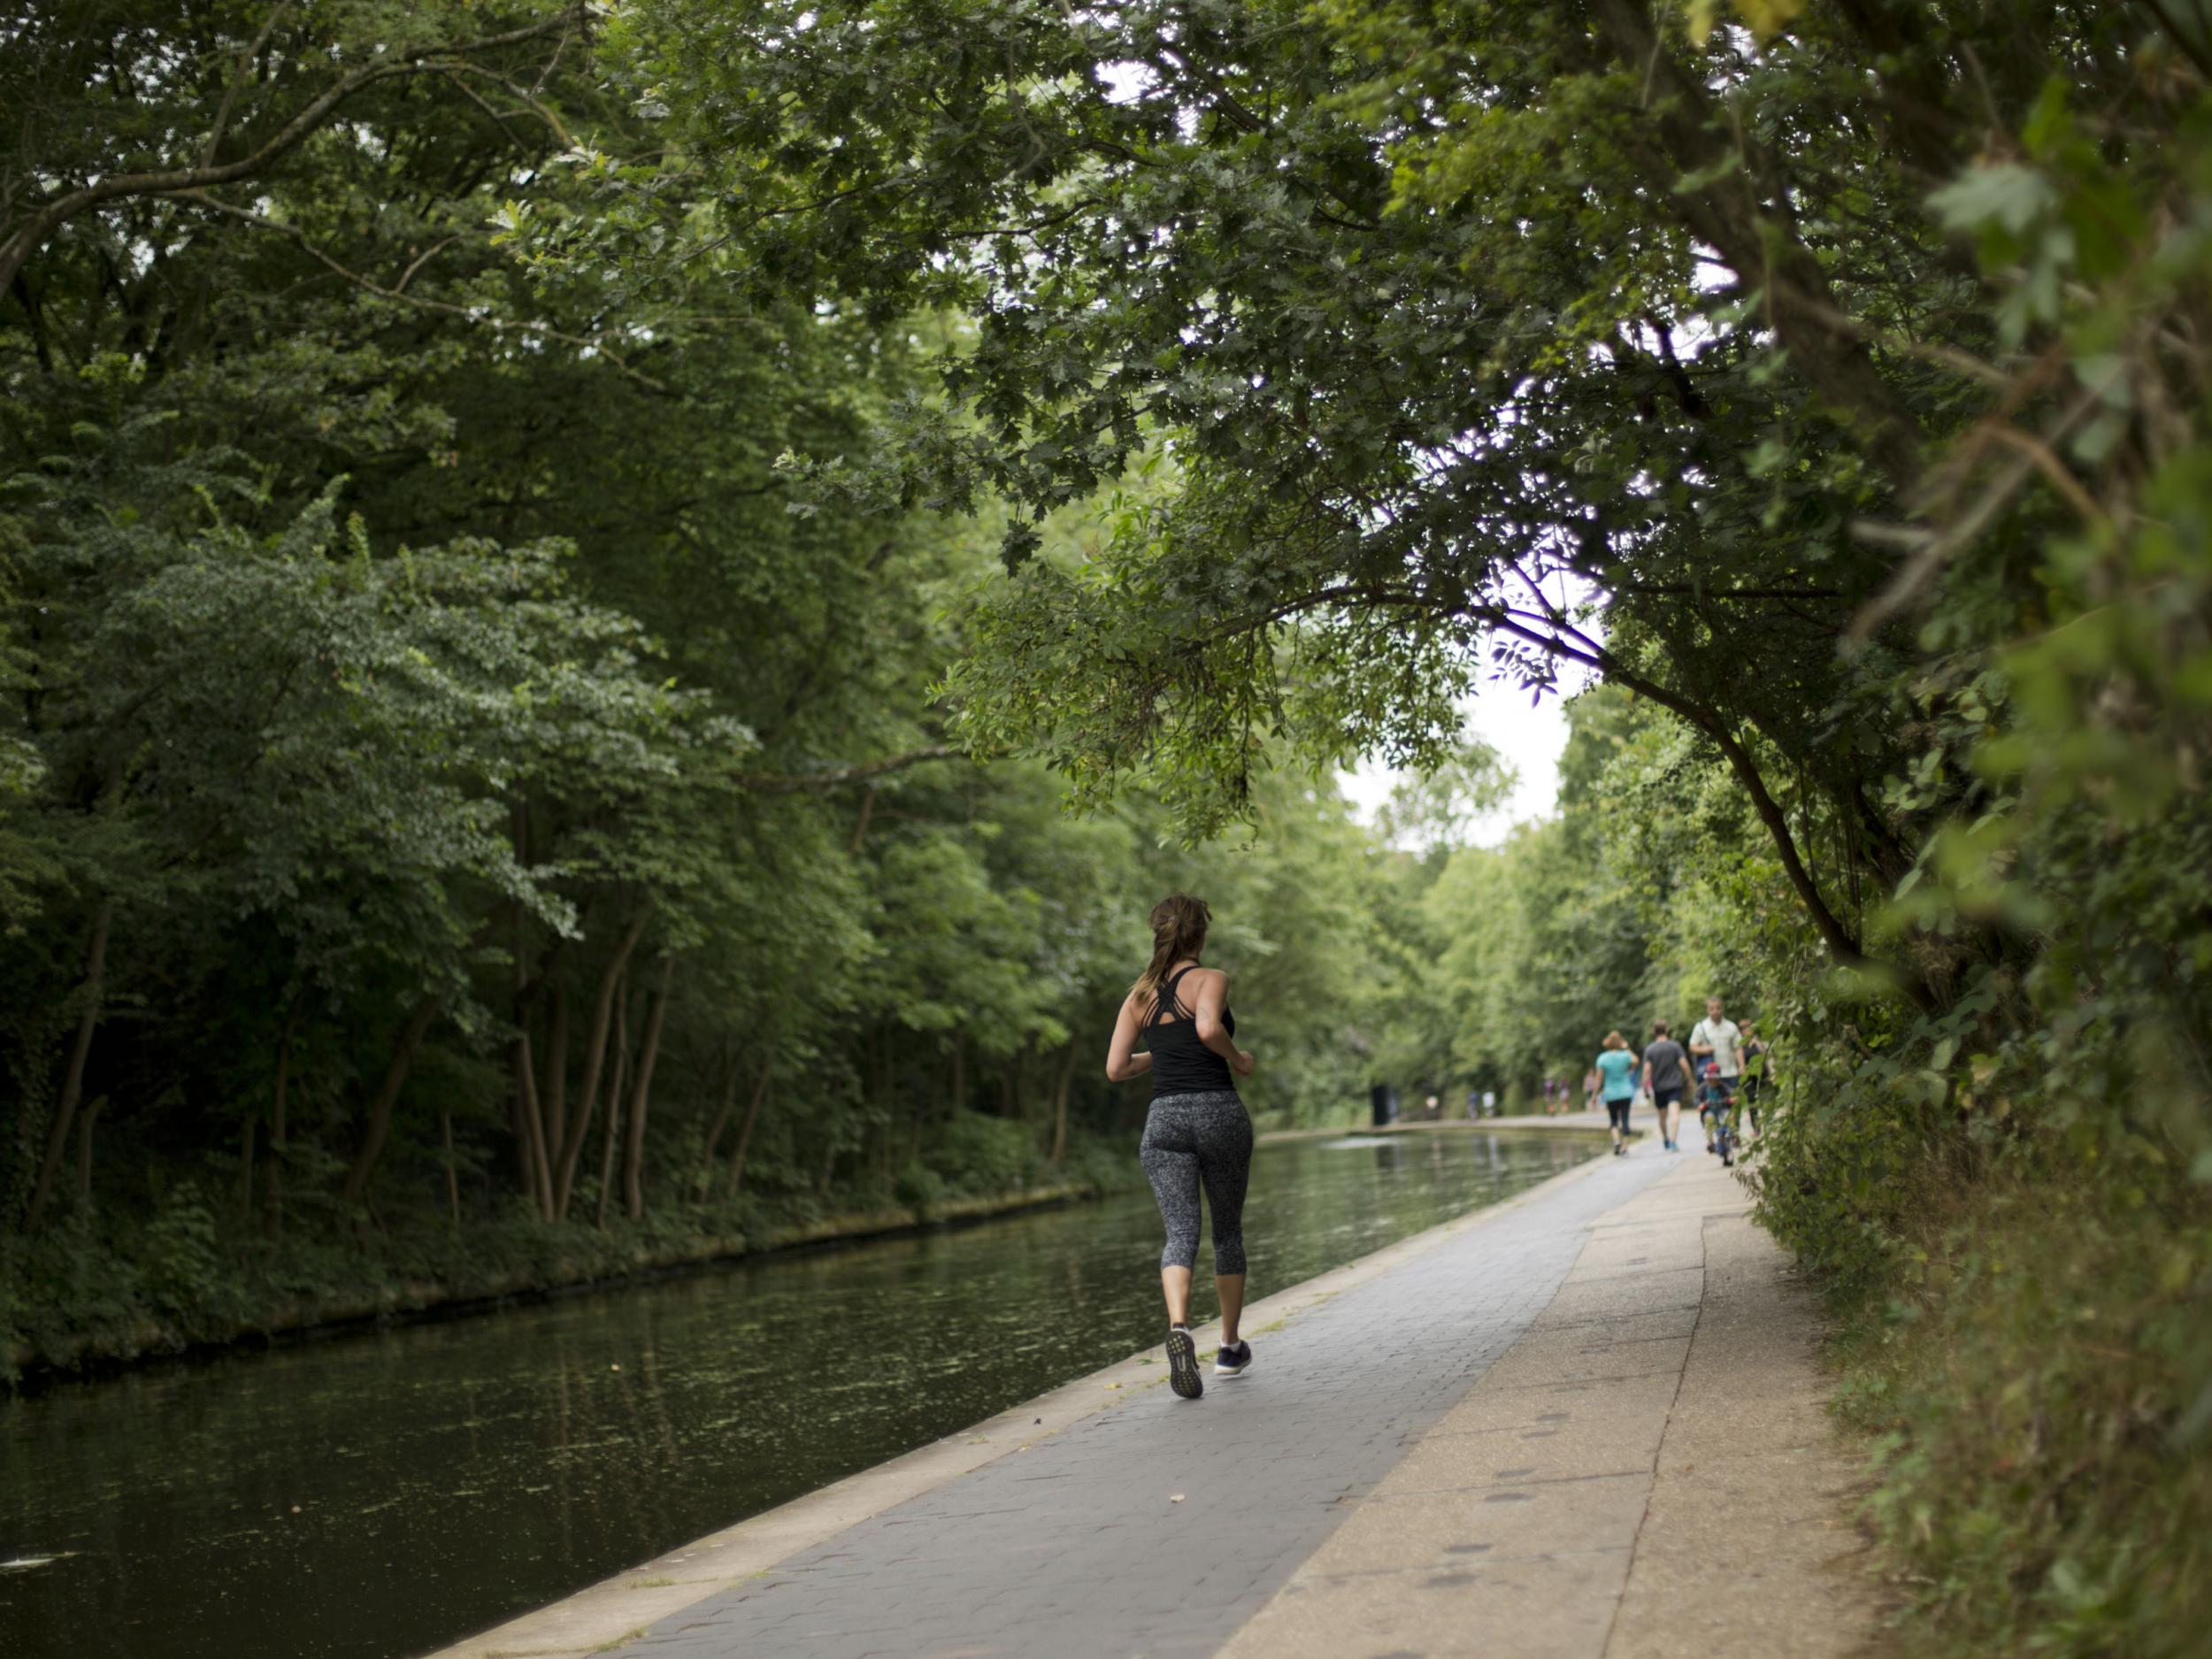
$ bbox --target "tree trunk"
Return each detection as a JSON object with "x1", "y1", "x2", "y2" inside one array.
[
  {"x1": 623, "y1": 956, "x2": 674, "y2": 1222},
  {"x1": 697, "y1": 1036, "x2": 741, "y2": 1199},
  {"x1": 511, "y1": 1031, "x2": 536, "y2": 1210},
  {"x1": 595, "y1": 978, "x2": 631, "y2": 1231},
  {"x1": 507, "y1": 843, "x2": 537, "y2": 1200},
  {"x1": 238, "y1": 1108, "x2": 257, "y2": 1223},
  {"x1": 728, "y1": 1048, "x2": 775, "y2": 1197},
  {"x1": 441, "y1": 1110, "x2": 462, "y2": 1225},
  {"x1": 554, "y1": 911, "x2": 648, "y2": 1219},
  {"x1": 518, "y1": 1031, "x2": 555, "y2": 1219},
  {"x1": 341, "y1": 994, "x2": 442, "y2": 1212},
  {"x1": 28, "y1": 898, "x2": 115, "y2": 1227},
  {"x1": 1048, "y1": 1040, "x2": 1078, "y2": 1164},
  {"x1": 75, "y1": 1095, "x2": 106, "y2": 1215},
  {"x1": 266, "y1": 996, "x2": 302, "y2": 1237},
  {"x1": 541, "y1": 978, "x2": 569, "y2": 1172}
]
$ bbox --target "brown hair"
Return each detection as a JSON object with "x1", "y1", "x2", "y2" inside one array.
[
  {"x1": 1651, "y1": 1019, "x2": 1671, "y2": 1037},
  {"x1": 1604, "y1": 1030, "x2": 1625, "y2": 1049},
  {"x1": 1134, "y1": 894, "x2": 1211, "y2": 1004}
]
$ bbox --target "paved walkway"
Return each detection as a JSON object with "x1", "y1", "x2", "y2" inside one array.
[{"x1": 444, "y1": 1142, "x2": 1880, "y2": 1659}]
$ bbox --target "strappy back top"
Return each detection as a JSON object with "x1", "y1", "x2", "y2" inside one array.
[{"x1": 1143, "y1": 964, "x2": 1236, "y2": 1099}]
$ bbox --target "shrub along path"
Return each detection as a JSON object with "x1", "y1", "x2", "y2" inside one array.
[{"x1": 441, "y1": 1141, "x2": 1882, "y2": 1659}]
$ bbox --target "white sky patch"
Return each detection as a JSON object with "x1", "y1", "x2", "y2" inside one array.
[{"x1": 1339, "y1": 666, "x2": 1594, "y2": 848}]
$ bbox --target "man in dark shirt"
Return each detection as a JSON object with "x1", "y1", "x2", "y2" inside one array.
[{"x1": 1640, "y1": 1020, "x2": 1691, "y2": 1152}]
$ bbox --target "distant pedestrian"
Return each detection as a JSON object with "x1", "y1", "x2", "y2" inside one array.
[
  {"x1": 1593, "y1": 1032, "x2": 1638, "y2": 1156},
  {"x1": 1424, "y1": 1093, "x2": 1441, "y2": 1121},
  {"x1": 1582, "y1": 1066, "x2": 1601, "y2": 1111},
  {"x1": 1696, "y1": 1060, "x2": 1737, "y2": 1166},
  {"x1": 1104, "y1": 894, "x2": 1257, "y2": 1401},
  {"x1": 1740, "y1": 1021, "x2": 1770, "y2": 1136},
  {"x1": 1482, "y1": 1088, "x2": 1496, "y2": 1116},
  {"x1": 1641, "y1": 1021, "x2": 1691, "y2": 1152}
]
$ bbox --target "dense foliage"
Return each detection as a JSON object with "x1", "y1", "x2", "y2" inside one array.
[{"x1": 8, "y1": 4, "x2": 2212, "y2": 1654}]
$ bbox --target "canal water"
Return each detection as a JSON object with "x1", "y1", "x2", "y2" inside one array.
[{"x1": 0, "y1": 1129, "x2": 1591, "y2": 1659}]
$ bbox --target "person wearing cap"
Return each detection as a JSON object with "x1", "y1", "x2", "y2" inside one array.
[{"x1": 1696, "y1": 1059, "x2": 1738, "y2": 1164}]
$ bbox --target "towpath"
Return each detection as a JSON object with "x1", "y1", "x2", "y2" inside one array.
[{"x1": 442, "y1": 1138, "x2": 1879, "y2": 1659}]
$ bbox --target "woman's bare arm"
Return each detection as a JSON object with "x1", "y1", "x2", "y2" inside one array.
[
  {"x1": 1104, "y1": 993, "x2": 1152, "y2": 1081},
  {"x1": 1188, "y1": 970, "x2": 1255, "y2": 1076}
]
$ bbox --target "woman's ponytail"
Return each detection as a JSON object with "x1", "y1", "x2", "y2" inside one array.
[{"x1": 1134, "y1": 894, "x2": 1212, "y2": 1004}]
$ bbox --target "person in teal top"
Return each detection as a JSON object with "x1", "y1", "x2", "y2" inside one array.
[{"x1": 1594, "y1": 1031, "x2": 1639, "y2": 1156}]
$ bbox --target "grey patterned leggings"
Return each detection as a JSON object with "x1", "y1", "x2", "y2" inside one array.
[{"x1": 1140, "y1": 1090, "x2": 1254, "y2": 1276}]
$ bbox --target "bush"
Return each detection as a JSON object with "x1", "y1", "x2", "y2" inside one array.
[
  {"x1": 143, "y1": 1179, "x2": 224, "y2": 1318},
  {"x1": 893, "y1": 1161, "x2": 948, "y2": 1215},
  {"x1": 920, "y1": 1111, "x2": 1045, "y2": 1199},
  {"x1": 1805, "y1": 1163, "x2": 2212, "y2": 1659},
  {"x1": 1746, "y1": 974, "x2": 2212, "y2": 1659}
]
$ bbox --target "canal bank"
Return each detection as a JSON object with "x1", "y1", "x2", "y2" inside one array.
[
  {"x1": 3, "y1": 1179, "x2": 1110, "y2": 1386},
  {"x1": 437, "y1": 1143, "x2": 1878, "y2": 1659}
]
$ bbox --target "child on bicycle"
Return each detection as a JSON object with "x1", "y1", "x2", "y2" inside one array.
[{"x1": 1697, "y1": 1060, "x2": 1737, "y2": 1168}]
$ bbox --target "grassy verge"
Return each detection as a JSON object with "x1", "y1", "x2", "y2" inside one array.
[{"x1": 1758, "y1": 1128, "x2": 2212, "y2": 1658}]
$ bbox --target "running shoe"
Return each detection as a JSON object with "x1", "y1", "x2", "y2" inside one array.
[
  {"x1": 1164, "y1": 1325, "x2": 1204, "y2": 1399},
  {"x1": 1214, "y1": 1340, "x2": 1252, "y2": 1379}
]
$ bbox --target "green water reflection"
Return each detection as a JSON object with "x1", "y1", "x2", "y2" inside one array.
[{"x1": 0, "y1": 1129, "x2": 1591, "y2": 1659}]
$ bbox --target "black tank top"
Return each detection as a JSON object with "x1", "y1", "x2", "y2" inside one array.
[{"x1": 1144, "y1": 965, "x2": 1236, "y2": 1098}]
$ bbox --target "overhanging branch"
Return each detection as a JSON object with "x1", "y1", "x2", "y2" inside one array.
[
  {"x1": 0, "y1": 5, "x2": 589, "y2": 293},
  {"x1": 740, "y1": 745, "x2": 958, "y2": 795}
]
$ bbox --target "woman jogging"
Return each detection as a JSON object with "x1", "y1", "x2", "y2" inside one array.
[
  {"x1": 1104, "y1": 895, "x2": 1257, "y2": 1401},
  {"x1": 1593, "y1": 1031, "x2": 1639, "y2": 1156}
]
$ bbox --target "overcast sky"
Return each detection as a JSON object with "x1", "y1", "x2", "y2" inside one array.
[{"x1": 1337, "y1": 680, "x2": 1583, "y2": 848}]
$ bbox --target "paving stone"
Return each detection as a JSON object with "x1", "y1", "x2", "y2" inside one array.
[
  {"x1": 1371, "y1": 1417, "x2": 1660, "y2": 1496},
  {"x1": 1217, "y1": 1549, "x2": 1632, "y2": 1659},
  {"x1": 1315, "y1": 1471, "x2": 1652, "y2": 1571},
  {"x1": 1478, "y1": 1333, "x2": 1693, "y2": 1391}
]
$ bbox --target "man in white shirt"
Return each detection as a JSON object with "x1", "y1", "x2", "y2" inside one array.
[{"x1": 1689, "y1": 995, "x2": 1743, "y2": 1088}]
